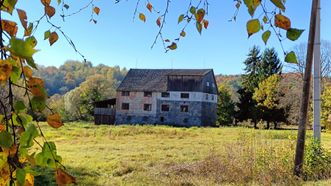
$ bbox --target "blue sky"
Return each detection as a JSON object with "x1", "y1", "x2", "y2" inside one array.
[{"x1": 12, "y1": 0, "x2": 331, "y2": 75}]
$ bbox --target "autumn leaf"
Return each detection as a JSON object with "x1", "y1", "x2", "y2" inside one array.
[
  {"x1": 41, "y1": 0, "x2": 51, "y2": 6},
  {"x1": 17, "y1": 9, "x2": 27, "y2": 30},
  {"x1": 56, "y1": 168, "x2": 76, "y2": 186},
  {"x1": 47, "y1": 113, "x2": 64, "y2": 128},
  {"x1": 196, "y1": 22, "x2": 202, "y2": 34},
  {"x1": 23, "y1": 66, "x2": 33, "y2": 78},
  {"x1": 246, "y1": 19, "x2": 261, "y2": 37},
  {"x1": 0, "y1": 60, "x2": 13, "y2": 83},
  {"x1": 243, "y1": 0, "x2": 261, "y2": 17},
  {"x1": 44, "y1": 30, "x2": 51, "y2": 40},
  {"x1": 24, "y1": 173, "x2": 34, "y2": 186},
  {"x1": 93, "y1": 6, "x2": 100, "y2": 15},
  {"x1": 1, "y1": 20, "x2": 18, "y2": 37},
  {"x1": 139, "y1": 13, "x2": 146, "y2": 22},
  {"x1": 1, "y1": 0, "x2": 18, "y2": 14},
  {"x1": 28, "y1": 77, "x2": 46, "y2": 97},
  {"x1": 274, "y1": 14, "x2": 291, "y2": 30},
  {"x1": 167, "y1": 42, "x2": 177, "y2": 50},
  {"x1": 24, "y1": 23, "x2": 33, "y2": 37},
  {"x1": 45, "y1": 5, "x2": 56, "y2": 18},
  {"x1": 0, "y1": 124, "x2": 5, "y2": 132},
  {"x1": 203, "y1": 20, "x2": 209, "y2": 29},
  {"x1": 180, "y1": 30, "x2": 186, "y2": 37},
  {"x1": 49, "y1": 32, "x2": 59, "y2": 46},
  {"x1": 146, "y1": 3, "x2": 152, "y2": 12},
  {"x1": 195, "y1": 8, "x2": 205, "y2": 23},
  {"x1": 178, "y1": 14, "x2": 184, "y2": 24},
  {"x1": 262, "y1": 30, "x2": 271, "y2": 45},
  {"x1": 263, "y1": 16, "x2": 268, "y2": 24},
  {"x1": 156, "y1": 17, "x2": 161, "y2": 27},
  {"x1": 270, "y1": 0, "x2": 286, "y2": 12}
]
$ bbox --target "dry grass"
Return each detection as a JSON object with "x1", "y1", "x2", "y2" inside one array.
[{"x1": 34, "y1": 122, "x2": 331, "y2": 186}]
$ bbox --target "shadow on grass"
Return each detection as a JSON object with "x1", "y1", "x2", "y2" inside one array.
[{"x1": 35, "y1": 166, "x2": 102, "y2": 186}]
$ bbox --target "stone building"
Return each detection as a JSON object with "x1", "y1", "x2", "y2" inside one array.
[{"x1": 114, "y1": 69, "x2": 218, "y2": 126}]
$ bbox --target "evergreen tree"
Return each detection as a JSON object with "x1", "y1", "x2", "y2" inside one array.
[
  {"x1": 242, "y1": 46, "x2": 262, "y2": 92},
  {"x1": 259, "y1": 48, "x2": 282, "y2": 81}
]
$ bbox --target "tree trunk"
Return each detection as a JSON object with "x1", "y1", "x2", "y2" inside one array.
[
  {"x1": 266, "y1": 121, "x2": 270, "y2": 129},
  {"x1": 294, "y1": 0, "x2": 319, "y2": 176}
]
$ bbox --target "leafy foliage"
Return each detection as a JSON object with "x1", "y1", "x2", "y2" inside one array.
[{"x1": 217, "y1": 85, "x2": 236, "y2": 125}]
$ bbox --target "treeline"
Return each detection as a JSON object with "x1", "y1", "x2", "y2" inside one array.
[
  {"x1": 33, "y1": 61, "x2": 127, "y2": 121},
  {"x1": 217, "y1": 46, "x2": 331, "y2": 129}
]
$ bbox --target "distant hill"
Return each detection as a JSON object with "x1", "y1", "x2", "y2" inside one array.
[{"x1": 34, "y1": 60, "x2": 127, "y2": 96}]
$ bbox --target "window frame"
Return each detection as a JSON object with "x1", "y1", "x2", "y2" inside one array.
[
  {"x1": 180, "y1": 93, "x2": 190, "y2": 99},
  {"x1": 143, "y1": 104, "x2": 152, "y2": 111},
  {"x1": 161, "y1": 92, "x2": 170, "y2": 98},
  {"x1": 144, "y1": 91, "x2": 152, "y2": 97},
  {"x1": 161, "y1": 104, "x2": 170, "y2": 112},
  {"x1": 121, "y1": 103, "x2": 130, "y2": 110},
  {"x1": 121, "y1": 91, "x2": 130, "y2": 96},
  {"x1": 180, "y1": 105, "x2": 189, "y2": 112}
]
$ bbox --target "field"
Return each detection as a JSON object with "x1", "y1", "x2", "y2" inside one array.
[{"x1": 34, "y1": 122, "x2": 331, "y2": 186}]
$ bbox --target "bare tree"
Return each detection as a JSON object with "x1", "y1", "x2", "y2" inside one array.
[{"x1": 288, "y1": 40, "x2": 331, "y2": 80}]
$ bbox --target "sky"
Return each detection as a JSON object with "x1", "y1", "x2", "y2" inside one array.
[{"x1": 10, "y1": 0, "x2": 331, "y2": 75}]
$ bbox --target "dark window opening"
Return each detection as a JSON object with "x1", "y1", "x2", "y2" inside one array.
[
  {"x1": 122, "y1": 103, "x2": 129, "y2": 110},
  {"x1": 161, "y1": 104, "x2": 170, "y2": 112},
  {"x1": 122, "y1": 91, "x2": 130, "y2": 96},
  {"x1": 180, "y1": 105, "x2": 188, "y2": 112},
  {"x1": 160, "y1": 117, "x2": 165, "y2": 122},
  {"x1": 181, "y1": 93, "x2": 189, "y2": 99},
  {"x1": 144, "y1": 91, "x2": 152, "y2": 97},
  {"x1": 144, "y1": 104, "x2": 152, "y2": 111},
  {"x1": 183, "y1": 118, "x2": 188, "y2": 123},
  {"x1": 161, "y1": 92, "x2": 170, "y2": 98}
]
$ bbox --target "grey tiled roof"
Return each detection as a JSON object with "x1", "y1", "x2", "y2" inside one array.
[{"x1": 117, "y1": 69, "x2": 212, "y2": 92}]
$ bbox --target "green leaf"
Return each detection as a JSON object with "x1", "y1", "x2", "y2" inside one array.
[
  {"x1": 262, "y1": 30, "x2": 271, "y2": 45},
  {"x1": 285, "y1": 51, "x2": 298, "y2": 64},
  {"x1": 20, "y1": 124, "x2": 39, "y2": 148},
  {"x1": 270, "y1": 0, "x2": 286, "y2": 12},
  {"x1": 9, "y1": 38, "x2": 38, "y2": 59},
  {"x1": 196, "y1": 22, "x2": 202, "y2": 34},
  {"x1": 167, "y1": 42, "x2": 177, "y2": 50},
  {"x1": 10, "y1": 65, "x2": 21, "y2": 83},
  {"x1": 0, "y1": 131, "x2": 14, "y2": 148},
  {"x1": 31, "y1": 96, "x2": 46, "y2": 112},
  {"x1": 16, "y1": 168, "x2": 26, "y2": 185},
  {"x1": 1, "y1": 0, "x2": 17, "y2": 14},
  {"x1": 57, "y1": 0, "x2": 61, "y2": 5},
  {"x1": 44, "y1": 30, "x2": 51, "y2": 40},
  {"x1": 27, "y1": 58, "x2": 38, "y2": 69},
  {"x1": 178, "y1": 14, "x2": 184, "y2": 24},
  {"x1": 180, "y1": 30, "x2": 186, "y2": 37},
  {"x1": 190, "y1": 6, "x2": 196, "y2": 14},
  {"x1": 36, "y1": 142, "x2": 62, "y2": 168},
  {"x1": 246, "y1": 19, "x2": 261, "y2": 37},
  {"x1": 286, "y1": 28, "x2": 304, "y2": 41},
  {"x1": 14, "y1": 100, "x2": 26, "y2": 111}
]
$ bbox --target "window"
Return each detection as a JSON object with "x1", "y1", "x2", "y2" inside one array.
[
  {"x1": 212, "y1": 83, "x2": 215, "y2": 88},
  {"x1": 181, "y1": 93, "x2": 189, "y2": 99},
  {"x1": 160, "y1": 117, "x2": 165, "y2": 122},
  {"x1": 211, "y1": 95, "x2": 214, "y2": 101},
  {"x1": 180, "y1": 105, "x2": 188, "y2": 112},
  {"x1": 121, "y1": 91, "x2": 130, "y2": 96},
  {"x1": 161, "y1": 92, "x2": 170, "y2": 98},
  {"x1": 144, "y1": 91, "x2": 152, "y2": 97},
  {"x1": 122, "y1": 103, "x2": 129, "y2": 110},
  {"x1": 161, "y1": 104, "x2": 170, "y2": 112},
  {"x1": 206, "y1": 82, "x2": 210, "y2": 86},
  {"x1": 206, "y1": 94, "x2": 209, "y2": 100},
  {"x1": 144, "y1": 104, "x2": 152, "y2": 111}
]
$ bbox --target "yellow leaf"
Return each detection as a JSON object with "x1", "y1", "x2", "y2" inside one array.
[
  {"x1": 56, "y1": 168, "x2": 76, "y2": 186},
  {"x1": 246, "y1": 19, "x2": 261, "y2": 37},
  {"x1": 275, "y1": 14, "x2": 291, "y2": 30},
  {"x1": 24, "y1": 173, "x2": 34, "y2": 186},
  {"x1": 146, "y1": 3, "x2": 152, "y2": 12},
  {"x1": 167, "y1": 42, "x2": 177, "y2": 50},
  {"x1": 1, "y1": 20, "x2": 18, "y2": 37},
  {"x1": 0, "y1": 164, "x2": 10, "y2": 185},
  {"x1": 139, "y1": 13, "x2": 146, "y2": 22},
  {"x1": 180, "y1": 30, "x2": 186, "y2": 37},
  {"x1": 47, "y1": 113, "x2": 64, "y2": 128},
  {"x1": 45, "y1": 5, "x2": 56, "y2": 18},
  {"x1": 1, "y1": 0, "x2": 18, "y2": 14},
  {"x1": 93, "y1": 6, "x2": 100, "y2": 15},
  {"x1": 0, "y1": 60, "x2": 13, "y2": 84},
  {"x1": 16, "y1": 9, "x2": 27, "y2": 30},
  {"x1": 49, "y1": 32, "x2": 59, "y2": 46}
]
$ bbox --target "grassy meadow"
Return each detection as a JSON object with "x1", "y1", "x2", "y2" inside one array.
[{"x1": 33, "y1": 122, "x2": 331, "y2": 186}]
